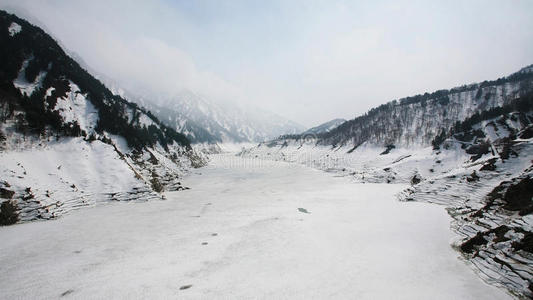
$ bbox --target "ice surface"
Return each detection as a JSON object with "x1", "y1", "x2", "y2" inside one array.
[{"x1": 0, "y1": 155, "x2": 510, "y2": 299}]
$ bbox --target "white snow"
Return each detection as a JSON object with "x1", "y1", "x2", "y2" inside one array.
[
  {"x1": 138, "y1": 112, "x2": 159, "y2": 128},
  {"x1": 52, "y1": 82, "x2": 99, "y2": 134},
  {"x1": 0, "y1": 155, "x2": 511, "y2": 299},
  {"x1": 13, "y1": 57, "x2": 47, "y2": 97},
  {"x1": 0, "y1": 138, "x2": 146, "y2": 219},
  {"x1": 8, "y1": 22, "x2": 21, "y2": 36}
]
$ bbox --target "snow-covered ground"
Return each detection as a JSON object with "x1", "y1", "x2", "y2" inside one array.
[{"x1": 0, "y1": 155, "x2": 510, "y2": 299}]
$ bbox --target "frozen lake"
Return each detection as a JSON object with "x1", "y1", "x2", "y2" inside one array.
[{"x1": 0, "y1": 155, "x2": 510, "y2": 299}]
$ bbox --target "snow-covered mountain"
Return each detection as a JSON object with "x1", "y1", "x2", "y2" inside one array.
[
  {"x1": 302, "y1": 118, "x2": 346, "y2": 135},
  {"x1": 240, "y1": 68, "x2": 533, "y2": 298},
  {"x1": 0, "y1": 11, "x2": 206, "y2": 224},
  {"x1": 316, "y1": 68, "x2": 533, "y2": 149},
  {"x1": 107, "y1": 85, "x2": 305, "y2": 144}
]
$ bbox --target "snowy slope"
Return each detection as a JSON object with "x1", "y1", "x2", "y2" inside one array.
[
  {"x1": 302, "y1": 118, "x2": 346, "y2": 135},
  {"x1": 315, "y1": 68, "x2": 533, "y2": 148},
  {"x1": 0, "y1": 11, "x2": 206, "y2": 224},
  {"x1": 240, "y1": 86, "x2": 533, "y2": 297}
]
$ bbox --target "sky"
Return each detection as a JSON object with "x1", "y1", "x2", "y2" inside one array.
[{"x1": 1, "y1": 0, "x2": 533, "y2": 127}]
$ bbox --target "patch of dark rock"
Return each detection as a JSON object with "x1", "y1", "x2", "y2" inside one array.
[
  {"x1": 297, "y1": 208, "x2": 310, "y2": 214},
  {"x1": 491, "y1": 225, "x2": 511, "y2": 244},
  {"x1": 150, "y1": 177, "x2": 164, "y2": 193},
  {"x1": 380, "y1": 144, "x2": 395, "y2": 155},
  {"x1": 60, "y1": 289, "x2": 74, "y2": 297},
  {"x1": 148, "y1": 152, "x2": 159, "y2": 165},
  {"x1": 519, "y1": 125, "x2": 533, "y2": 139},
  {"x1": 466, "y1": 141, "x2": 490, "y2": 162},
  {"x1": 480, "y1": 158, "x2": 497, "y2": 171},
  {"x1": 435, "y1": 160, "x2": 442, "y2": 164},
  {"x1": 470, "y1": 209, "x2": 484, "y2": 218},
  {"x1": 411, "y1": 174, "x2": 422, "y2": 185},
  {"x1": 466, "y1": 171, "x2": 480, "y2": 182},
  {"x1": 520, "y1": 206, "x2": 533, "y2": 216},
  {"x1": 512, "y1": 231, "x2": 533, "y2": 253},
  {"x1": 498, "y1": 137, "x2": 519, "y2": 161},
  {"x1": 383, "y1": 167, "x2": 391, "y2": 172},
  {"x1": 179, "y1": 285, "x2": 192, "y2": 290},
  {"x1": 201, "y1": 242, "x2": 208, "y2": 245},
  {"x1": 486, "y1": 181, "x2": 509, "y2": 204},
  {"x1": 0, "y1": 187, "x2": 15, "y2": 199},
  {"x1": 460, "y1": 232, "x2": 488, "y2": 253},
  {"x1": 0, "y1": 200, "x2": 19, "y2": 225},
  {"x1": 501, "y1": 176, "x2": 533, "y2": 214}
]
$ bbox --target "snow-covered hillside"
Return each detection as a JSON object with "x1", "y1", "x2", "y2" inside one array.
[
  {"x1": 0, "y1": 11, "x2": 206, "y2": 224},
  {"x1": 107, "y1": 85, "x2": 305, "y2": 144},
  {"x1": 240, "y1": 86, "x2": 533, "y2": 297},
  {"x1": 315, "y1": 68, "x2": 533, "y2": 148}
]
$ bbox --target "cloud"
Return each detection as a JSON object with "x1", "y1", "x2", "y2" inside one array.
[
  {"x1": 1, "y1": 0, "x2": 242, "y2": 103},
  {"x1": 1, "y1": 0, "x2": 533, "y2": 126}
]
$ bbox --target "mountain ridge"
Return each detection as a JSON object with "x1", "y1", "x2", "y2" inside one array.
[
  {"x1": 0, "y1": 10, "x2": 206, "y2": 224},
  {"x1": 104, "y1": 80, "x2": 305, "y2": 144}
]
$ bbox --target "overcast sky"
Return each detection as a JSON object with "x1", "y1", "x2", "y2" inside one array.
[{"x1": 2, "y1": 0, "x2": 533, "y2": 127}]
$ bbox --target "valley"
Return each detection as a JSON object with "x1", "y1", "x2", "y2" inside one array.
[
  {"x1": 0, "y1": 155, "x2": 511, "y2": 299},
  {"x1": 1, "y1": 6, "x2": 532, "y2": 299}
]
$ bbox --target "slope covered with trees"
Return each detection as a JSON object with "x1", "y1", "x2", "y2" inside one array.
[
  {"x1": 0, "y1": 10, "x2": 190, "y2": 150},
  {"x1": 274, "y1": 65, "x2": 533, "y2": 149},
  {"x1": 0, "y1": 10, "x2": 206, "y2": 225}
]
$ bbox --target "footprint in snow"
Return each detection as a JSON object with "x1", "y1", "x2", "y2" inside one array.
[{"x1": 298, "y1": 208, "x2": 310, "y2": 214}]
